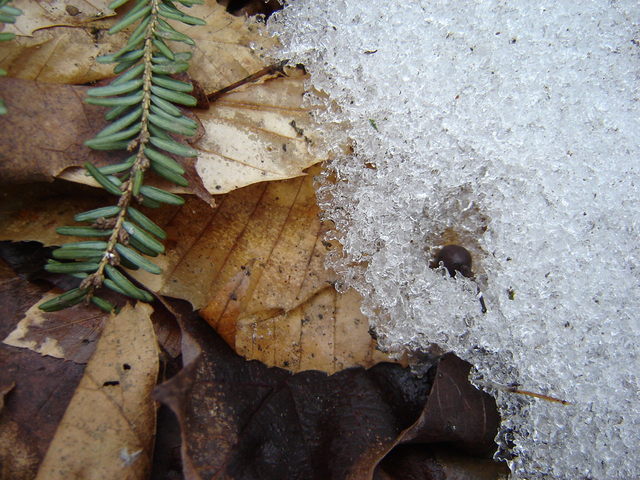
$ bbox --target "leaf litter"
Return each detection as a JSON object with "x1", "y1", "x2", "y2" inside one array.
[
  {"x1": 0, "y1": 0, "x2": 510, "y2": 477},
  {"x1": 154, "y1": 303, "x2": 504, "y2": 480}
]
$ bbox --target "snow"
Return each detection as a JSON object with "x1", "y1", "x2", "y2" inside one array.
[{"x1": 268, "y1": 1, "x2": 640, "y2": 479}]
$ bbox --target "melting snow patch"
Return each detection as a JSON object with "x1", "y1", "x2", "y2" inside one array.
[{"x1": 269, "y1": 1, "x2": 640, "y2": 479}]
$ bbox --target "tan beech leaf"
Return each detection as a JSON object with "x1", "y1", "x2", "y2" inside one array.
[
  {"x1": 163, "y1": 0, "x2": 279, "y2": 94},
  {"x1": 35, "y1": 302, "x2": 158, "y2": 480},
  {"x1": 0, "y1": 0, "x2": 274, "y2": 88},
  {"x1": 4, "y1": 0, "x2": 115, "y2": 37},
  {"x1": 0, "y1": 171, "x2": 391, "y2": 373},
  {"x1": 0, "y1": 23, "x2": 127, "y2": 84},
  {"x1": 134, "y1": 166, "x2": 392, "y2": 373},
  {"x1": 191, "y1": 67, "x2": 324, "y2": 194},
  {"x1": 0, "y1": 71, "x2": 323, "y2": 195}
]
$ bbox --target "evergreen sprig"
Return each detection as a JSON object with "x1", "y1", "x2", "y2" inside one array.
[
  {"x1": 0, "y1": 0, "x2": 22, "y2": 114},
  {"x1": 39, "y1": 0, "x2": 205, "y2": 313}
]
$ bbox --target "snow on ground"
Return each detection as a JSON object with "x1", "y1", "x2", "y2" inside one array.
[{"x1": 269, "y1": 2, "x2": 640, "y2": 478}]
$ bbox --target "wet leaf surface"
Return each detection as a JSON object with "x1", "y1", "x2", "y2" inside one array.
[
  {"x1": 400, "y1": 353, "x2": 500, "y2": 456},
  {"x1": 155, "y1": 309, "x2": 432, "y2": 480}
]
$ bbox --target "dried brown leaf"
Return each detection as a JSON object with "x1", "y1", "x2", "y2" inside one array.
[
  {"x1": 0, "y1": 78, "x2": 126, "y2": 185},
  {"x1": 0, "y1": 239, "x2": 181, "y2": 362},
  {"x1": 3, "y1": 291, "x2": 106, "y2": 363},
  {"x1": 0, "y1": 0, "x2": 274, "y2": 87},
  {"x1": 0, "y1": 72, "x2": 322, "y2": 194},
  {"x1": 1, "y1": 170, "x2": 382, "y2": 373},
  {"x1": 0, "y1": 260, "x2": 86, "y2": 479},
  {"x1": 35, "y1": 303, "x2": 159, "y2": 480}
]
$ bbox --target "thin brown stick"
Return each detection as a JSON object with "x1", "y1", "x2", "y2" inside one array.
[
  {"x1": 506, "y1": 386, "x2": 572, "y2": 405},
  {"x1": 206, "y1": 60, "x2": 289, "y2": 102}
]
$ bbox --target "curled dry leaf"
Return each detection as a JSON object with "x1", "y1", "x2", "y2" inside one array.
[
  {"x1": 155, "y1": 311, "x2": 503, "y2": 480},
  {"x1": 386, "y1": 353, "x2": 501, "y2": 456},
  {"x1": 192, "y1": 67, "x2": 324, "y2": 194},
  {"x1": 0, "y1": 259, "x2": 86, "y2": 479},
  {"x1": 35, "y1": 303, "x2": 159, "y2": 480}
]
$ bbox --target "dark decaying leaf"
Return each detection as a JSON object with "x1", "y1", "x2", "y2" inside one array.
[
  {"x1": 0, "y1": 241, "x2": 54, "y2": 279},
  {"x1": 0, "y1": 260, "x2": 86, "y2": 479},
  {"x1": 0, "y1": 78, "x2": 124, "y2": 185},
  {"x1": 374, "y1": 445, "x2": 509, "y2": 480},
  {"x1": 0, "y1": 79, "x2": 212, "y2": 203},
  {"x1": 155, "y1": 307, "x2": 504, "y2": 480},
  {"x1": 401, "y1": 352, "x2": 500, "y2": 456}
]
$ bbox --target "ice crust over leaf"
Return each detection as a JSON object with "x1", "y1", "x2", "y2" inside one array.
[{"x1": 270, "y1": 1, "x2": 640, "y2": 479}]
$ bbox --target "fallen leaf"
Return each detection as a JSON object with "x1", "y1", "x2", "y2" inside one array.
[
  {"x1": 155, "y1": 311, "x2": 503, "y2": 480},
  {"x1": 0, "y1": 240, "x2": 105, "y2": 363},
  {"x1": 375, "y1": 445, "x2": 509, "y2": 480},
  {"x1": 35, "y1": 302, "x2": 159, "y2": 480},
  {"x1": 0, "y1": 259, "x2": 86, "y2": 479},
  {"x1": 165, "y1": 0, "x2": 279, "y2": 95},
  {"x1": 0, "y1": 78, "x2": 126, "y2": 185},
  {"x1": 0, "y1": 169, "x2": 382, "y2": 373},
  {"x1": 140, "y1": 165, "x2": 388, "y2": 372},
  {"x1": 3, "y1": 291, "x2": 106, "y2": 363},
  {"x1": 0, "y1": 24, "x2": 127, "y2": 84},
  {"x1": 0, "y1": 239, "x2": 182, "y2": 361},
  {"x1": 192, "y1": 67, "x2": 324, "y2": 194},
  {"x1": 0, "y1": 71, "x2": 322, "y2": 194},
  {"x1": 0, "y1": 381, "x2": 13, "y2": 412},
  {"x1": 4, "y1": 0, "x2": 115, "y2": 37},
  {"x1": 155, "y1": 311, "x2": 431, "y2": 480},
  {"x1": 0, "y1": 0, "x2": 275, "y2": 88},
  {"x1": 397, "y1": 353, "x2": 500, "y2": 456}
]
